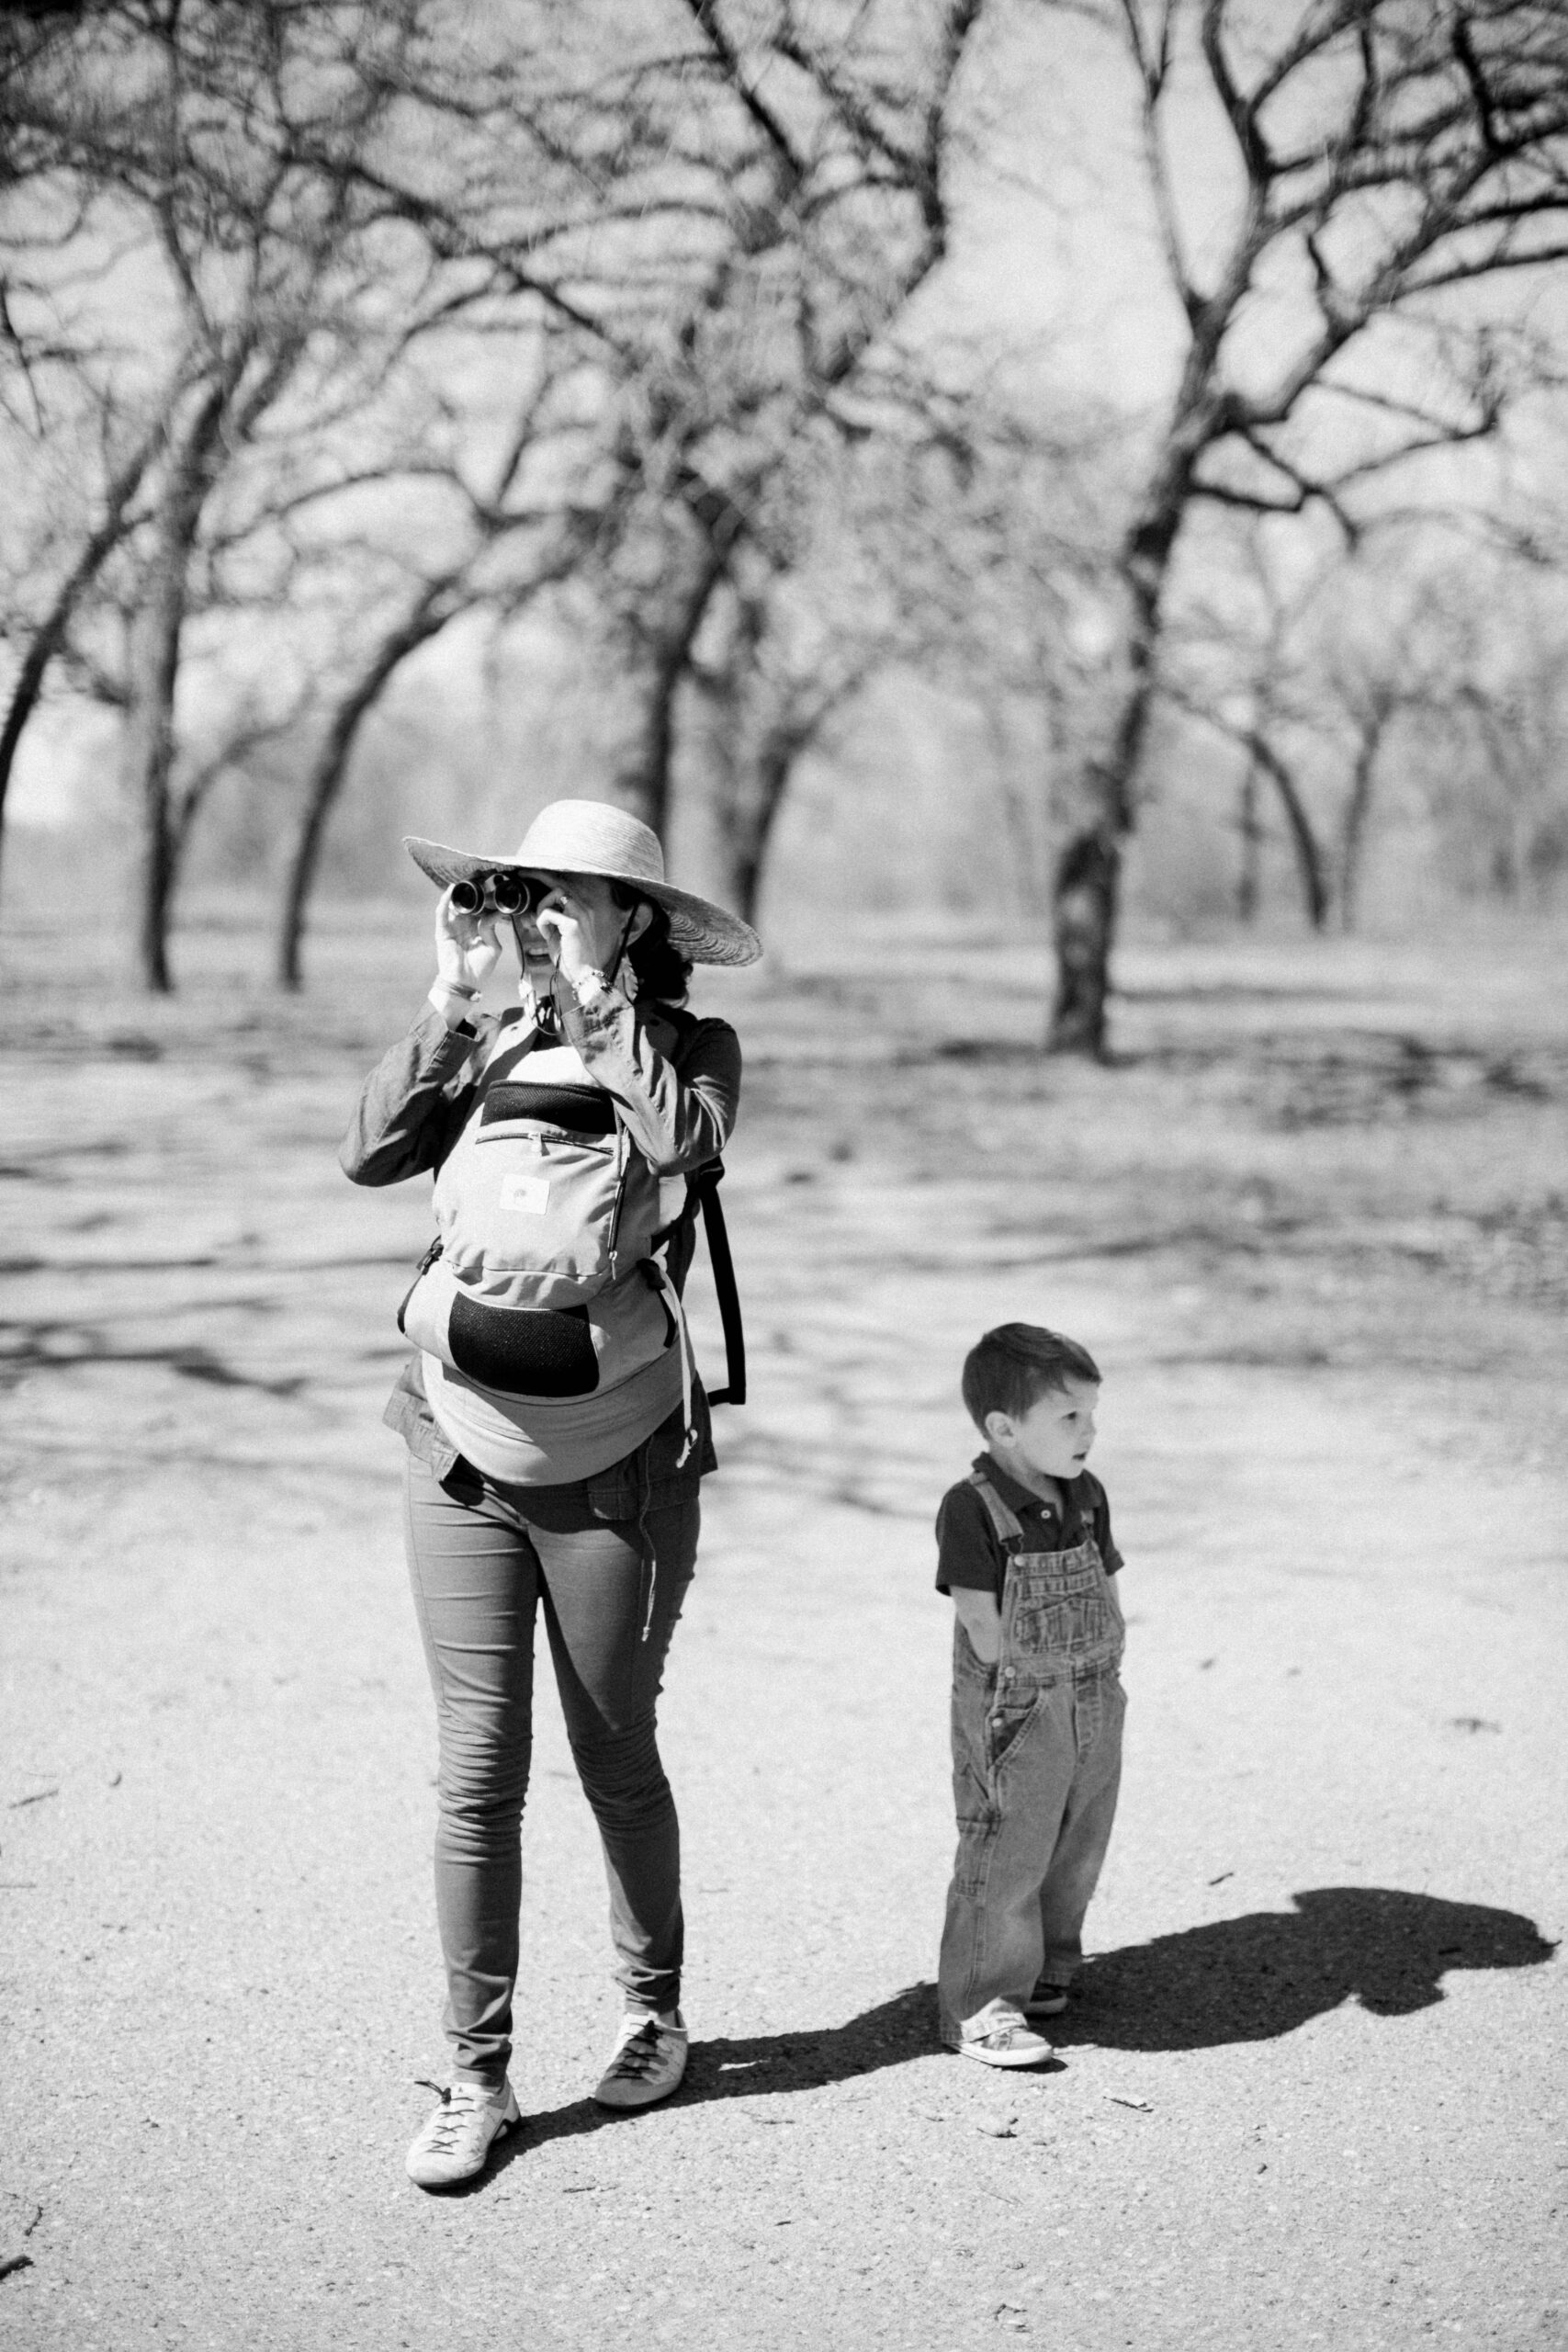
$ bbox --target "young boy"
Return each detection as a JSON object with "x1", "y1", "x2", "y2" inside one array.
[{"x1": 936, "y1": 1323, "x2": 1125, "y2": 2067}]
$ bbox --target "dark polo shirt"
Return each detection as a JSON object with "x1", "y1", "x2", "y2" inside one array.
[{"x1": 935, "y1": 1452, "x2": 1122, "y2": 1601}]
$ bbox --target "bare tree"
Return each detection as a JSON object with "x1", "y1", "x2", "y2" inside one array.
[
  {"x1": 1, "y1": 0, "x2": 461, "y2": 984},
  {"x1": 688, "y1": 558, "x2": 883, "y2": 925},
  {"x1": 274, "y1": 346, "x2": 613, "y2": 987},
  {"x1": 366, "y1": 0, "x2": 991, "y2": 840},
  {"x1": 0, "y1": 407, "x2": 165, "y2": 891},
  {"x1": 1168, "y1": 515, "x2": 1462, "y2": 932},
  {"x1": 3, "y1": 0, "x2": 991, "y2": 978},
  {"x1": 1442, "y1": 621, "x2": 1568, "y2": 902},
  {"x1": 1323, "y1": 653, "x2": 1415, "y2": 929},
  {"x1": 1043, "y1": 0, "x2": 1568, "y2": 1052},
  {"x1": 677, "y1": 363, "x2": 1119, "y2": 926}
]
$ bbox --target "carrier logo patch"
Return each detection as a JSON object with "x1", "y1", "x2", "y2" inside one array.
[{"x1": 498, "y1": 1173, "x2": 550, "y2": 1216}]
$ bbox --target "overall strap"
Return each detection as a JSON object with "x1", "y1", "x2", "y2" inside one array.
[{"x1": 967, "y1": 1471, "x2": 1026, "y2": 1551}]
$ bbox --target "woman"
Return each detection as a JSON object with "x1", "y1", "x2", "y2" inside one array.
[{"x1": 341, "y1": 798, "x2": 760, "y2": 2188}]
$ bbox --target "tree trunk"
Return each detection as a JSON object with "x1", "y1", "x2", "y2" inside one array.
[
  {"x1": 1047, "y1": 450, "x2": 1189, "y2": 1056},
  {"x1": 0, "y1": 418, "x2": 164, "y2": 915},
  {"x1": 118, "y1": 384, "x2": 227, "y2": 991},
  {"x1": 1250, "y1": 733, "x2": 1328, "y2": 931},
  {"x1": 276, "y1": 587, "x2": 460, "y2": 990},
  {"x1": 690, "y1": 667, "x2": 750, "y2": 916},
  {"x1": 729, "y1": 726, "x2": 807, "y2": 927},
  {"x1": 1048, "y1": 827, "x2": 1121, "y2": 1056},
  {"x1": 615, "y1": 542, "x2": 734, "y2": 839},
  {"x1": 1237, "y1": 755, "x2": 1262, "y2": 922},
  {"x1": 119, "y1": 596, "x2": 184, "y2": 993},
  {"x1": 1047, "y1": 640, "x2": 1152, "y2": 1057},
  {"x1": 1338, "y1": 709, "x2": 1387, "y2": 933}
]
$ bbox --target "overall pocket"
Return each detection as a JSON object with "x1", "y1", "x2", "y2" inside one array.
[{"x1": 986, "y1": 1688, "x2": 1041, "y2": 1775}]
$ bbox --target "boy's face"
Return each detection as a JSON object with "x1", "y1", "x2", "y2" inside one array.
[{"x1": 985, "y1": 1378, "x2": 1100, "y2": 1485}]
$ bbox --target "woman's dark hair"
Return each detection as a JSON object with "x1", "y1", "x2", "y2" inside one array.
[{"x1": 612, "y1": 888, "x2": 692, "y2": 1005}]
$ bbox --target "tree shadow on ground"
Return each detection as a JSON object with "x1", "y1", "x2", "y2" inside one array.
[
  {"x1": 449, "y1": 1887, "x2": 1554, "y2": 2188},
  {"x1": 0, "y1": 1328, "x2": 308, "y2": 1396}
]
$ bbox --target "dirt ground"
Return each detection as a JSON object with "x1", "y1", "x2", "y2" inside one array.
[{"x1": 2, "y1": 905, "x2": 1565, "y2": 2352}]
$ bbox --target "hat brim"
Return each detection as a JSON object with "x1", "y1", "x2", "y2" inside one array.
[{"x1": 402, "y1": 836, "x2": 761, "y2": 967}]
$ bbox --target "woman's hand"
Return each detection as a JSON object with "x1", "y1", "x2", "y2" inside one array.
[
  {"x1": 534, "y1": 891, "x2": 604, "y2": 992},
  {"x1": 529, "y1": 876, "x2": 646, "y2": 998},
  {"x1": 434, "y1": 888, "x2": 504, "y2": 994}
]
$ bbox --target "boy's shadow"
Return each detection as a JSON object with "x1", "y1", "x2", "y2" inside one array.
[
  {"x1": 1055, "y1": 1885, "x2": 1556, "y2": 2052},
  {"x1": 461, "y1": 1886, "x2": 1553, "y2": 2186}
]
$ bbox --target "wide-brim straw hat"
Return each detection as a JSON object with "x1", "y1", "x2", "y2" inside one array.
[{"x1": 403, "y1": 798, "x2": 761, "y2": 967}]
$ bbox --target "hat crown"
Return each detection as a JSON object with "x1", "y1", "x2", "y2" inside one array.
[{"x1": 512, "y1": 799, "x2": 665, "y2": 888}]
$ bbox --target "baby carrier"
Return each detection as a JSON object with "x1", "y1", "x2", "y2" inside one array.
[{"x1": 398, "y1": 1007, "x2": 744, "y2": 1444}]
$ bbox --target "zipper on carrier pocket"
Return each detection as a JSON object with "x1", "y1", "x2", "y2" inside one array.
[
  {"x1": 474, "y1": 1123, "x2": 611, "y2": 1149},
  {"x1": 601, "y1": 1125, "x2": 632, "y2": 1278},
  {"x1": 396, "y1": 1236, "x2": 444, "y2": 1334}
]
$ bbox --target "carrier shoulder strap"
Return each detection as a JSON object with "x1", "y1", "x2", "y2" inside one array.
[
  {"x1": 966, "y1": 1472, "x2": 1026, "y2": 1551},
  {"x1": 684, "y1": 1159, "x2": 745, "y2": 1407},
  {"x1": 657, "y1": 1004, "x2": 746, "y2": 1409}
]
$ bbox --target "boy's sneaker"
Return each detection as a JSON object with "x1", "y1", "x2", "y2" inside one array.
[
  {"x1": 405, "y1": 2076, "x2": 521, "y2": 2188},
  {"x1": 955, "y1": 2013, "x2": 1055, "y2": 2069},
  {"x1": 593, "y1": 2009, "x2": 689, "y2": 2109},
  {"x1": 1025, "y1": 1980, "x2": 1070, "y2": 2019}
]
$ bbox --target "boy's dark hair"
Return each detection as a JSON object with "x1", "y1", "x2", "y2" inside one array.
[{"x1": 962, "y1": 1323, "x2": 1101, "y2": 1430}]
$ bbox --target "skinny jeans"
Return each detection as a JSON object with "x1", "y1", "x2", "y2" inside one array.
[{"x1": 403, "y1": 1453, "x2": 696, "y2": 2086}]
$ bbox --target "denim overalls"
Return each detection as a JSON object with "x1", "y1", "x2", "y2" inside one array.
[{"x1": 938, "y1": 1471, "x2": 1126, "y2": 2043}]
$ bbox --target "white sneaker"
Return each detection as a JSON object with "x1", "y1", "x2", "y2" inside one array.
[
  {"x1": 592, "y1": 2009, "x2": 689, "y2": 2109},
  {"x1": 955, "y1": 2011, "x2": 1055, "y2": 2069},
  {"x1": 405, "y1": 2077, "x2": 521, "y2": 2188}
]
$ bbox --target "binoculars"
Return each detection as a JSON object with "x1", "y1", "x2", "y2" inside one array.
[{"x1": 449, "y1": 870, "x2": 545, "y2": 917}]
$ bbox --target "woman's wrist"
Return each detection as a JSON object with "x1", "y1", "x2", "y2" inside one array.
[{"x1": 428, "y1": 978, "x2": 479, "y2": 1028}]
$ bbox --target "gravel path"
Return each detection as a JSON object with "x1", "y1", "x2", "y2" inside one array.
[{"x1": 2, "y1": 928, "x2": 1564, "y2": 2349}]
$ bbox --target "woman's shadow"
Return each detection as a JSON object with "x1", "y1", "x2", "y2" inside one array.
[{"x1": 459, "y1": 1886, "x2": 1553, "y2": 2185}]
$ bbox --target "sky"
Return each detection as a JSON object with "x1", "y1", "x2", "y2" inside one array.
[{"x1": 929, "y1": 1, "x2": 1227, "y2": 395}]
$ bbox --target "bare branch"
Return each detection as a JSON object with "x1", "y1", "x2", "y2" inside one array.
[
  {"x1": 682, "y1": 0, "x2": 807, "y2": 191},
  {"x1": 1122, "y1": 0, "x2": 1194, "y2": 314},
  {"x1": 0, "y1": 402, "x2": 170, "y2": 837},
  {"x1": 1200, "y1": 0, "x2": 1275, "y2": 193}
]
